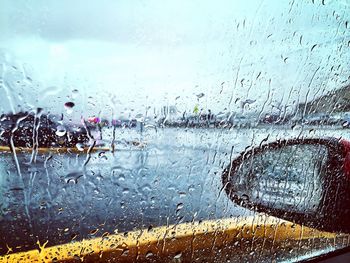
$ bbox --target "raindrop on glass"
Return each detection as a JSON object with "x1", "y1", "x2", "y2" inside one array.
[
  {"x1": 64, "y1": 102, "x2": 75, "y2": 114},
  {"x1": 55, "y1": 125, "x2": 66, "y2": 136},
  {"x1": 174, "y1": 252, "x2": 182, "y2": 259},
  {"x1": 196, "y1": 93, "x2": 205, "y2": 99},
  {"x1": 72, "y1": 89, "x2": 79, "y2": 98},
  {"x1": 176, "y1": 203, "x2": 184, "y2": 210},
  {"x1": 76, "y1": 143, "x2": 84, "y2": 151}
]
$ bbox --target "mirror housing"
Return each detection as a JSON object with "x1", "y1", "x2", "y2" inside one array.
[{"x1": 222, "y1": 138, "x2": 350, "y2": 233}]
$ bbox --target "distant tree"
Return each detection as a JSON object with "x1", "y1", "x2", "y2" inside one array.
[{"x1": 0, "y1": 111, "x2": 89, "y2": 148}]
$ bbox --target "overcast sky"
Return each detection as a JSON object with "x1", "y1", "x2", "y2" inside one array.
[{"x1": 0, "y1": 0, "x2": 349, "y2": 119}]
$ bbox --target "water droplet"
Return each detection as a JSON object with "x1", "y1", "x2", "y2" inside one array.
[
  {"x1": 174, "y1": 252, "x2": 182, "y2": 259},
  {"x1": 176, "y1": 203, "x2": 184, "y2": 213},
  {"x1": 76, "y1": 143, "x2": 84, "y2": 151},
  {"x1": 241, "y1": 194, "x2": 249, "y2": 202},
  {"x1": 65, "y1": 171, "x2": 83, "y2": 184},
  {"x1": 311, "y1": 44, "x2": 317, "y2": 52},
  {"x1": 196, "y1": 92, "x2": 205, "y2": 99},
  {"x1": 65, "y1": 101, "x2": 75, "y2": 108},
  {"x1": 36, "y1": 107, "x2": 43, "y2": 115},
  {"x1": 55, "y1": 125, "x2": 66, "y2": 136},
  {"x1": 98, "y1": 151, "x2": 108, "y2": 160},
  {"x1": 90, "y1": 229, "x2": 99, "y2": 235},
  {"x1": 188, "y1": 185, "x2": 195, "y2": 192},
  {"x1": 101, "y1": 232, "x2": 109, "y2": 238},
  {"x1": 121, "y1": 248, "x2": 129, "y2": 256},
  {"x1": 291, "y1": 124, "x2": 302, "y2": 130},
  {"x1": 73, "y1": 255, "x2": 81, "y2": 261},
  {"x1": 72, "y1": 89, "x2": 79, "y2": 98},
  {"x1": 145, "y1": 251, "x2": 153, "y2": 258},
  {"x1": 64, "y1": 102, "x2": 75, "y2": 114},
  {"x1": 135, "y1": 113, "x2": 143, "y2": 122},
  {"x1": 178, "y1": 191, "x2": 187, "y2": 198},
  {"x1": 142, "y1": 184, "x2": 151, "y2": 192},
  {"x1": 101, "y1": 155, "x2": 108, "y2": 161}
]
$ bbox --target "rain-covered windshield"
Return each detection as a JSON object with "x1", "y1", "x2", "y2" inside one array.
[{"x1": 0, "y1": 1, "x2": 349, "y2": 262}]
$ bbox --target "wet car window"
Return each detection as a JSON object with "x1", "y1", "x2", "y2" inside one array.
[{"x1": 0, "y1": 1, "x2": 349, "y2": 262}]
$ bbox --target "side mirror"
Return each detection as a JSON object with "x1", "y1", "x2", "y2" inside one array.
[{"x1": 222, "y1": 138, "x2": 350, "y2": 233}]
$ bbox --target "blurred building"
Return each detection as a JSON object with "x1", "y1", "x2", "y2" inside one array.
[{"x1": 161, "y1": 105, "x2": 179, "y2": 121}]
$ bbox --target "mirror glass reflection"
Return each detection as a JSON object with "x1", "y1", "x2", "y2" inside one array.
[{"x1": 231, "y1": 144, "x2": 329, "y2": 214}]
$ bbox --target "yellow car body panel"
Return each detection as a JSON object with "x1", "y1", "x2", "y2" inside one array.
[
  {"x1": 0, "y1": 144, "x2": 145, "y2": 154},
  {"x1": 0, "y1": 215, "x2": 336, "y2": 262}
]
